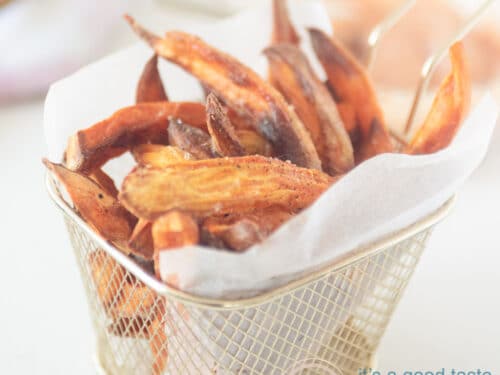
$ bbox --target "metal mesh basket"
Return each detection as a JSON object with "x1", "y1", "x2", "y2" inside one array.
[{"x1": 47, "y1": 175, "x2": 453, "y2": 375}]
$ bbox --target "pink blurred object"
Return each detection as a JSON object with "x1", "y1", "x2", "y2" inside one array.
[{"x1": 0, "y1": 0, "x2": 129, "y2": 103}]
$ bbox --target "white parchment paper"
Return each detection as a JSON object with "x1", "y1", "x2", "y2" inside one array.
[{"x1": 44, "y1": 1, "x2": 498, "y2": 299}]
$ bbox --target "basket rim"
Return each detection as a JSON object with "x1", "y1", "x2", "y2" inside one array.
[{"x1": 46, "y1": 172, "x2": 454, "y2": 310}]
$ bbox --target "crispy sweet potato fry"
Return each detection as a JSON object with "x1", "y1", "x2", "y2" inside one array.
[
  {"x1": 236, "y1": 129, "x2": 274, "y2": 156},
  {"x1": 128, "y1": 218, "x2": 154, "y2": 260},
  {"x1": 132, "y1": 144, "x2": 194, "y2": 167},
  {"x1": 88, "y1": 168, "x2": 119, "y2": 197},
  {"x1": 136, "y1": 54, "x2": 169, "y2": 103},
  {"x1": 88, "y1": 250, "x2": 127, "y2": 309},
  {"x1": 65, "y1": 102, "x2": 206, "y2": 172},
  {"x1": 206, "y1": 93, "x2": 245, "y2": 157},
  {"x1": 119, "y1": 155, "x2": 336, "y2": 220},
  {"x1": 407, "y1": 42, "x2": 471, "y2": 154},
  {"x1": 309, "y1": 28, "x2": 393, "y2": 162},
  {"x1": 152, "y1": 210, "x2": 199, "y2": 277},
  {"x1": 265, "y1": 44, "x2": 354, "y2": 175},
  {"x1": 167, "y1": 119, "x2": 214, "y2": 160},
  {"x1": 44, "y1": 160, "x2": 134, "y2": 251},
  {"x1": 202, "y1": 207, "x2": 293, "y2": 251},
  {"x1": 272, "y1": 0, "x2": 300, "y2": 45},
  {"x1": 125, "y1": 16, "x2": 321, "y2": 170}
]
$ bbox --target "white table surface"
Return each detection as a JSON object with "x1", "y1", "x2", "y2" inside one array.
[{"x1": 1, "y1": 2, "x2": 499, "y2": 373}]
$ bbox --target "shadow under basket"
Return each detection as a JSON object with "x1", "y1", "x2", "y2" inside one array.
[{"x1": 46, "y1": 174, "x2": 454, "y2": 375}]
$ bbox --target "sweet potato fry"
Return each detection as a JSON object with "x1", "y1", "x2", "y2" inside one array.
[
  {"x1": 88, "y1": 168, "x2": 119, "y2": 197},
  {"x1": 119, "y1": 155, "x2": 336, "y2": 220},
  {"x1": 265, "y1": 44, "x2": 354, "y2": 175},
  {"x1": 407, "y1": 42, "x2": 471, "y2": 154},
  {"x1": 152, "y1": 211, "x2": 200, "y2": 250},
  {"x1": 88, "y1": 250, "x2": 127, "y2": 309},
  {"x1": 108, "y1": 316, "x2": 151, "y2": 339},
  {"x1": 128, "y1": 218, "x2": 154, "y2": 260},
  {"x1": 167, "y1": 119, "x2": 214, "y2": 160},
  {"x1": 152, "y1": 210, "x2": 199, "y2": 277},
  {"x1": 65, "y1": 102, "x2": 206, "y2": 172},
  {"x1": 309, "y1": 28, "x2": 393, "y2": 162},
  {"x1": 201, "y1": 207, "x2": 292, "y2": 251},
  {"x1": 44, "y1": 160, "x2": 135, "y2": 251},
  {"x1": 132, "y1": 144, "x2": 194, "y2": 167},
  {"x1": 236, "y1": 129, "x2": 274, "y2": 156},
  {"x1": 114, "y1": 280, "x2": 157, "y2": 318},
  {"x1": 136, "y1": 54, "x2": 169, "y2": 103},
  {"x1": 125, "y1": 16, "x2": 321, "y2": 170},
  {"x1": 148, "y1": 313, "x2": 168, "y2": 375},
  {"x1": 272, "y1": 0, "x2": 300, "y2": 45},
  {"x1": 206, "y1": 93, "x2": 245, "y2": 157}
]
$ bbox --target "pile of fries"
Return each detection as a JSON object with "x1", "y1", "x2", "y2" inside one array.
[{"x1": 44, "y1": 1, "x2": 471, "y2": 373}]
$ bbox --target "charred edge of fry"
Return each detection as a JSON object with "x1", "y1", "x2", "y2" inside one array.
[
  {"x1": 407, "y1": 42, "x2": 471, "y2": 155},
  {"x1": 202, "y1": 207, "x2": 293, "y2": 251},
  {"x1": 308, "y1": 27, "x2": 393, "y2": 162},
  {"x1": 125, "y1": 17, "x2": 321, "y2": 170},
  {"x1": 88, "y1": 168, "x2": 119, "y2": 197},
  {"x1": 168, "y1": 119, "x2": 214, "y2": 160},
  {"x1": 206, "y1": 93, "x2": 245, "y2": 157},
  {"x1": 65, "y1": 102, "x2": 206, "y2": 172},
  {"x1": 136, "y1": 54, "x2": 169, "y2": 103},
  {"x1": 272, "y1": 0, "x2": 300, "y2": 45},
  {"x1": 264, "y1": 44, "x2": 354, "y2": 175}
]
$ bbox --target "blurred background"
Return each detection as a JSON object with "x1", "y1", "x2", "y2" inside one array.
[{"x1": 0, "y1": 0, "x2": 499, "y2": 373}]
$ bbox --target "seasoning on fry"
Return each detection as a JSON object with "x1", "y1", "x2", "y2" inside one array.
[{"x1": 119, "y1": 155, "x2": 336, "y2": 220}]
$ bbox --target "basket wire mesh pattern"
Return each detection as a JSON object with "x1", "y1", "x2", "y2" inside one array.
[{"x1": 53, "y1": 174, "x2": 451, "y2": 375}]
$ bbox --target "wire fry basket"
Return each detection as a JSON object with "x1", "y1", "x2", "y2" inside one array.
[{"x1": 46, "y1": 175, "x2": 454, "y2": 374}]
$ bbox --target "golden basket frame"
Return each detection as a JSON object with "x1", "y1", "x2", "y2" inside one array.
[{"x1": 46, "y1": 174, "x2": 454, "y2": 374}]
